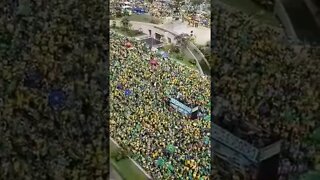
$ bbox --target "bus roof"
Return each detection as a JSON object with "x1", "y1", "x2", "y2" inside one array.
[{"x1": 122, "y1": 5, "x2": 132, "y2": 9}]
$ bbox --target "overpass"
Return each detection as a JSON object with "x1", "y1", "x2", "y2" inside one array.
[{"x1": 110, "y1": 20, "x2": 211, "y2": 76}]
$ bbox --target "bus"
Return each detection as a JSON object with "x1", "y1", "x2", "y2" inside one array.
[{"x1": 121, "y1": 5, "x2": 132, "y2": 15}]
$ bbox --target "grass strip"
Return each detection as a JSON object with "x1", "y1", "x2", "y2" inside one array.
[{"x1": 110, "y1": 140, "x2": 149, "y2": 180}]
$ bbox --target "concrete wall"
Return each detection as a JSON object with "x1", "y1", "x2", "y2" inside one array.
[
  {"x1": 274, "y1": 0, "x2": 298, "y2": 40},
  {"x1": 110, "y1": 20, "x2": 178, "y2": 44},
  {"x1": 128, "y1": 21, "x2": 179, "y2": 44}
]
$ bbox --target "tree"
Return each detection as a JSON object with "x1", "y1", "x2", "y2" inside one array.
[
  {"x1": 174, "y1": 33, "x2": 192, "y2": 53},
  {"x1": 160, "y1": 35, "x2": 167, "y2": 44},
  {"x1": 111, "y1": 149, "x2": 129, "y2": 162},
  {"x1": 120, "y1": 16, "x2": 131, "y2": 30}
]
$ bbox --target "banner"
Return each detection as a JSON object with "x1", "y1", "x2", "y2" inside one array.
[{"x1": 169, "y1": 98, "x2": 192, "y2": 115}]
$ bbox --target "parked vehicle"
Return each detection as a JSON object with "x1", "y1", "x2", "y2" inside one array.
[{"x1": 132, "y1": 7, "x2": 146, "y2": 14}]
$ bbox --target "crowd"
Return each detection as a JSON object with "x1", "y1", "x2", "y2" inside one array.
[
  {"x1": 148, "y1": 0, "x2": 210, "y2": 28},
  {"x1": 149, "y1": 1, "x2": 173, "y2": 18},
  {"x1": 110, "y1": 31, "x2": 211, "y2": 179},
  {"x1": 211, "y1": 1, "x2": 320, "y2": 179},
  {"x1": 183, "y1": 13, "x2": 210, "y2": 28},
  {"x1": 0, "y1": 0, "x2": 108, "y2": 179}
]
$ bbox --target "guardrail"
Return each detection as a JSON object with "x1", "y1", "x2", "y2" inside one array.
[{"x1": 152, "y1": 25, "x2": 210, "y2": 76}]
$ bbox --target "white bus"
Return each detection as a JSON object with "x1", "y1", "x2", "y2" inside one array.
[{"x1": 121, "y1": 5, "x2": 132, "y2": 15}]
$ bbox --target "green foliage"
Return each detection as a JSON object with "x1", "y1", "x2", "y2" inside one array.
[
  {"x1": 188, "y1": 59, "x2": 196, "y2": 65},
  {"x1": 163, "y1": 44, "x2": 179, "y2": 53},
  {"x1": 175, "y1": 53, "x2": 184, "y2": 60},
  {"x1": 113, "y1": 27, "x2": 143, "y2": 37},
  {"x1": 112, "y1": 148, "x2": 131, "y2": 162},
  {"x1": 175, "y1": 34, "x2": 192, "y2": 51},
  {"x1": 121, "y1": 16, "x2": 130, "y2": 30}
]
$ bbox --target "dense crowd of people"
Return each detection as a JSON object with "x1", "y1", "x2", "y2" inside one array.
[
  {"x1": 0, "y1": 0, "x2": 108, "y2": 179},
  {"x1": 110, "y1": 31, "x2": 211, "y2": 179},
  {"x1": 211, "y1": 1, "x2": 320, "y2": 179},
  {"x1": 149, "y1": 1, "x2": 172, "y2": 18},
  {"x1": 148, "y1": 0, "x2": 210, "y2": 28}
]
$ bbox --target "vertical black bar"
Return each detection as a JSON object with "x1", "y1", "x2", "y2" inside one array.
[
  {"x1": 105, "y1": 0, "x2": 111, "y2": 177},
  {"x1": 0, "y1": 0, "x2": 110, "y2": 179},
  {"x1": 210, "y1": 1, "x2": 219, "y2": 179}
]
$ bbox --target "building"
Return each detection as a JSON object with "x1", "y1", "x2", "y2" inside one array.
[{"x1": 274, "y1": 0, "x2": 320, "y2": 44}]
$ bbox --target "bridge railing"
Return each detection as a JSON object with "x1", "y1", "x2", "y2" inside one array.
[{"x1": 153, "y1": 26, "x2": 210, "y2": 76}]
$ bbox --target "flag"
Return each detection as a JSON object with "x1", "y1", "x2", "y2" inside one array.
[{"x1": 125, "y1": 89, "x2": 132, "y2": 96}]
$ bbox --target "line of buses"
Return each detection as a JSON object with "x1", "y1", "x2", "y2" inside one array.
[{"x1": 111, "y1": 1, "x2": 148, "y2": 16}]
